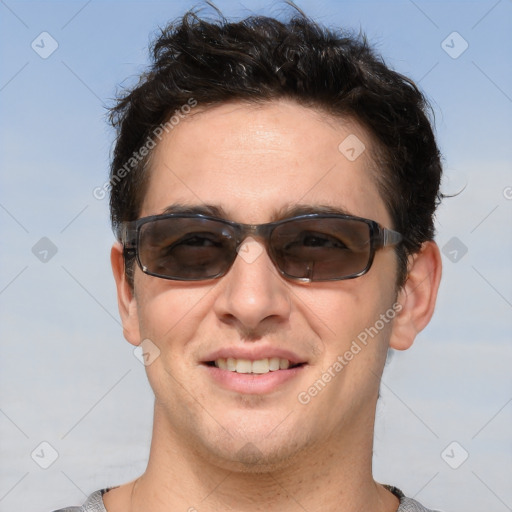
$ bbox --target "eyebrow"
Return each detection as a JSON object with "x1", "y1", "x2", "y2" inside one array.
[
  {"x1": 161, "y1": 203, "x2": 227, "y2": 217},
  {"x1": 160, "y1": 203, "x2": 355, "y2": 221},
  {"x1": 275, "y1": 203, "x2": 354, "y2": 219}
]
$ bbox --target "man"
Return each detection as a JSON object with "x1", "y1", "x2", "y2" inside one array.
[{"x1": 55, "y1": 7, "x2": 443, "y2": 512}]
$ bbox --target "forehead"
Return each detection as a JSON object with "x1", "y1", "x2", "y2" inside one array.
[{"x1": 141, "y1": 99, "x2": 390, "y2": 225}]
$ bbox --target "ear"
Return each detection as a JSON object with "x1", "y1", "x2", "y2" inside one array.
[
  {"x1": 390, "y1": 241, "x2": 442, "y2": 351},
  {"x1": 111, "y1": 242, "x2": 141, "y2": 346}
]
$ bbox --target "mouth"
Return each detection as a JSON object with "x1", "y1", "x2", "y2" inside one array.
[
  {"x1": 205, "y1": 357, "x2": 303, "y2": 374},
  {"x1": 202, "y1": 354, "x2": 307, "y2": 394}
]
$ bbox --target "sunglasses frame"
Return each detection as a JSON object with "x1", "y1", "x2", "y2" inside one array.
[{"x1": 119, "y1": 213, "x2": 403, "y2": 282}]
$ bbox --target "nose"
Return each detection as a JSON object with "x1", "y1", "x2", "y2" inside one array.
[{"x1": 213, "y1": 237, "x2": 292, "y2": 333}]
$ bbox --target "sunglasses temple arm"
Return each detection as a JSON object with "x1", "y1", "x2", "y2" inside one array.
[
  {"x1": 117, "y1": 222, "x2": 137, "y2": 249},
  {"x1": 380, "y1": 228, "x2": 403, "y2": 248}
]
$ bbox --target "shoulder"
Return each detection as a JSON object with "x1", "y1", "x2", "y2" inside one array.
[
  {"x1": 51, "y1": 489, "x2": 108, "y2": 512},
  {"x1": 398, "y1": 496, "x2": 443, "y2": 511},
  {"x1": 396, "y1": 494, "x2": 442, "y2": 512},
  {"x1": 385, "y1": 485, "x2": 442, "y2": 512},
  {"x1": 397, "y1": 497, "x2": 440, "y2": 512}
]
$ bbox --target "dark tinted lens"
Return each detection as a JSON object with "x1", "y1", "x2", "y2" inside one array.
[
  {"x1": 270, "y1": 217, "x2": 371, "y2": 280},
  {"x1": 138, "y1": 217, "x2": 235, "y2": 279}
]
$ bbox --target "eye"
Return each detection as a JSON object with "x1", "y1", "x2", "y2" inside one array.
[
  {"x1": 156, "y1": 232, "x2": 226, "y2": 269},
  {"x1": 299, "y1": 232, "x2": 348, "y2": 249},
  {"x1": 162, "y1": 232, "x2": 228, "y2": 258},
  {"x1": 286, "y1": 231, "x2": 349, "y2": 251},
  {"x1": 173, "y1": 233, "x2": 221, "y2": 248}
]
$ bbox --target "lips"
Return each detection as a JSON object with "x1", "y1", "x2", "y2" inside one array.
[{"x1": 201, "y1": 348, "x2": 307, "y2": 393}]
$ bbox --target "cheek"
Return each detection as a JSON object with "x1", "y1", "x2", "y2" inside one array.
[
  {"x1": 291, "y1": 285, "x2": 398, "y2": 434},
  {"x1": 301, "y1": 280, "x2": 391, "y2": 329},
  {"x1": 134, "y1": 284, "x2": 217, "y2": 403},
  {"x1": 299, "y1": 281, "x2": 399, "y2": 406},
  {"x1": 134, "y1": 278, "x2": 215, "y2": 349}
]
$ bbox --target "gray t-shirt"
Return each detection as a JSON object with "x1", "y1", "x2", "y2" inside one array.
[{"x1": 52, "y1": 485, "x2": 442, "y2": 511}]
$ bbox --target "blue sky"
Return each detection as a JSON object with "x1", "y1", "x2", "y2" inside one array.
[{"x1": 1, "y1": 1, "x2": 511, "y2": 511}]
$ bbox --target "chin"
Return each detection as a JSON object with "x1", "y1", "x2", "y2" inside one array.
[
  {"x1": 195, "y1": 419, "x2": 312, "y2": 474},
  {"x1": 209, "y1": 440, "x2": 305, "y2": 474}
]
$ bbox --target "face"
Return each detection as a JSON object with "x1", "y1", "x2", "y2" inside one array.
[{"x1": 116, "y1": 100, "x2": 403, "y2": 470}]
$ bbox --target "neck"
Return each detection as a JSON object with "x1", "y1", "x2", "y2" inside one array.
[{"x1": 126, "y1": 401, "x2": 399, "y2": 512}]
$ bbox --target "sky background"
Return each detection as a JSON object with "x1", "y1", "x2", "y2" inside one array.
[{"x1": 0, "y1": 1, "x2": 511, "y2": 511}]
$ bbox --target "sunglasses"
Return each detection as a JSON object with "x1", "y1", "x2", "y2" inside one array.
[{"x1": 120, "y1": 213, "x2": 403, "y2": 282}]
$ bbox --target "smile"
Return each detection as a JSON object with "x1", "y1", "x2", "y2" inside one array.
[{"x1": 212, "y1": 357, "x2": 300, "y2": 374}]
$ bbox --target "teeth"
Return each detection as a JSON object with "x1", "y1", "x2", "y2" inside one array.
[
  {"x1": 269, "y1": 357, "x2": 280, "y2": 371},
  {"x1": 214, "y1": 357, "x2": 294, "y2": 374},
  {"x1": 236, "y1": 358, "x2": 252, "y2": 374},
  {"x1": 279, "y1": 358, "x2": 290, "y2": 369},
  {"x1": 252, "y1": 359, "x2": 269, "y2": 374}
]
